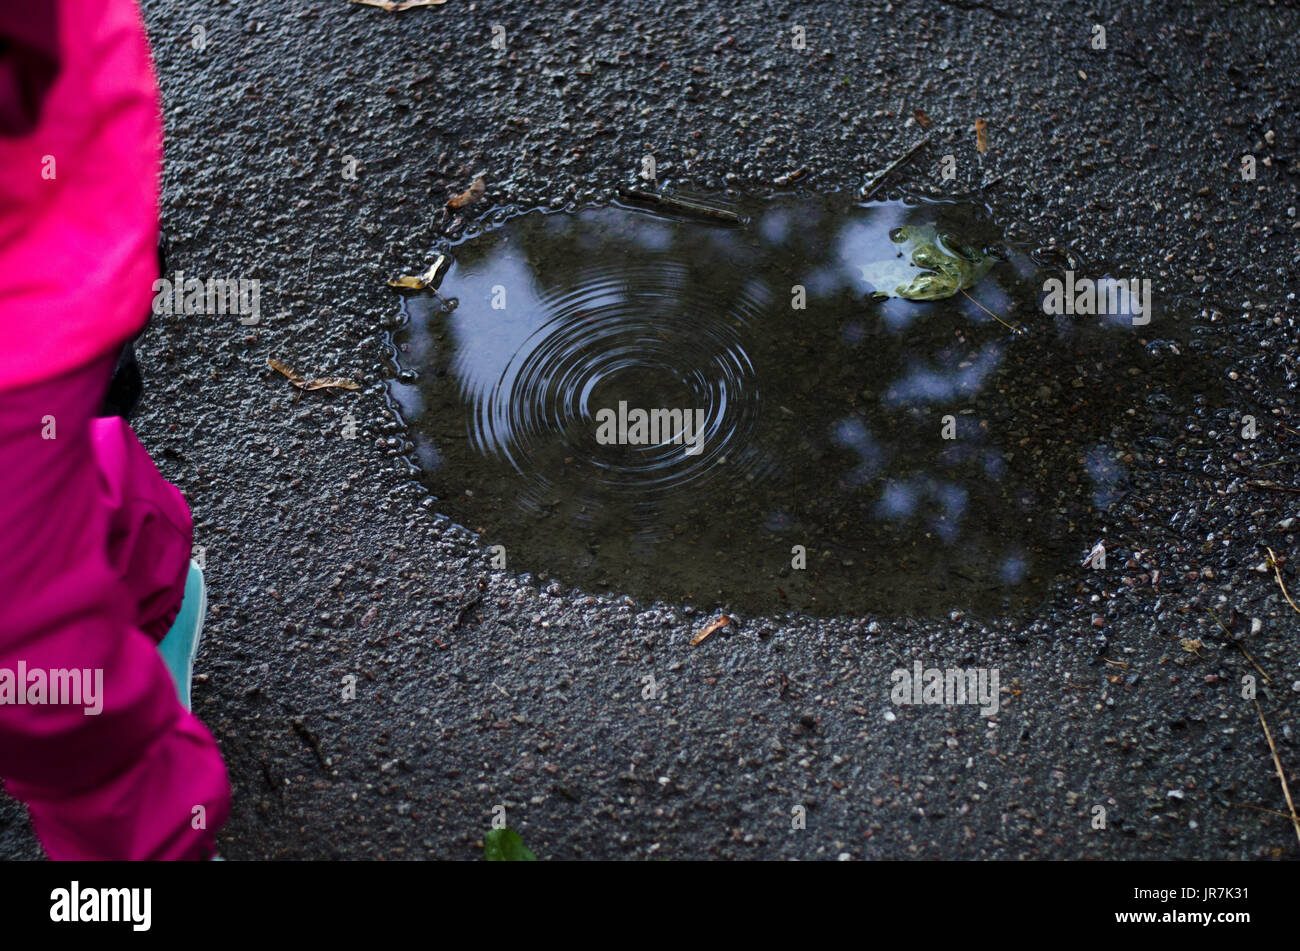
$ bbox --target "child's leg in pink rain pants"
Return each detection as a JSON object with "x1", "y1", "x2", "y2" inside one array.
[{"x1": 0, "y1": 353, "x2": 230, "y2": 860}]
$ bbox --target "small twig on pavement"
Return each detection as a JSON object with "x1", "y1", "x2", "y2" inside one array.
[
  {"x1": 1249, "y1": 481, "x2": 1300, "y2": 494},
  {"x1": 1229, "y1": 801, "x2": 1293, "y2": 820},
  {"x1": 1254, "y1": 699, "x2": 1300, "y2": 850},
  {"x1": 860, "y1": 135, "x2": 931, "y2": 200},
  {"x1": 1265, "y1": 546, "x2": 1300, "y2": 615},
  {"x1": 1208, "y1": 607, "x2": 1272, "y2": 682}
]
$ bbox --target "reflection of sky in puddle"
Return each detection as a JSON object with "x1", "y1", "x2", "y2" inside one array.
[
  {"x1": 1000, "y1": 552, "x2": 1028, "y2": 585},
  {"x1": 885, "y1": 343, "x2": 1003, "y2": 406},
  {"x1": 875, "y1": 476, "x2": 968, "y2": 542},
  {"x1": 1095, "y1": 277, "x2": 1148, "y2": 328},
  {"x1": 830, "y1": 417, "x2": 885, "y2": 487},
  {"x1": 1042, "y1": 276, "x2": 1156, "y2": 337},
  {"x1": 1085, "y1": 445, "x2": 1128, "y2": 508}
]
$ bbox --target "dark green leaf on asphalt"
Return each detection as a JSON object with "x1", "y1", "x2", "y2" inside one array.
[{"x1": 484, "y1": 827, "x2": 537, "y2": 861}]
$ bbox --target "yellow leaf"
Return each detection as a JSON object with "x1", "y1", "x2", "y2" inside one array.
[{"x1": 387, "y1": 254, "x2": 447, "y2": 291}]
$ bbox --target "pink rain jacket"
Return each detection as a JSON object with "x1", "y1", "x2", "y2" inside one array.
[{"x1": 0, "y1": 0, "x2": 160, "y2": 390}]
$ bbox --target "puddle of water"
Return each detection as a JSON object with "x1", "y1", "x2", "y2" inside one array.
[{"x1": 386, "y1": 192, "x2": 1216, "y2": 617}]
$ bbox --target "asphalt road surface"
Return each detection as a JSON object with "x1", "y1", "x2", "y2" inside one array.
[{"x1": 3, "y1": 0, "x2": 1299, "y2": 860}]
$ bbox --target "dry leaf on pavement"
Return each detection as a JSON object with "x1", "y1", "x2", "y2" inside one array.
[
  {"x1": 447, "y1": 176, "x2": 486, "y2": 210},
  {"x1": 691, "y1": 614, "x2": 732, "y2": 646},
  {"x1": 269, "y1": 358, "x2": 359, "y2": 392}
]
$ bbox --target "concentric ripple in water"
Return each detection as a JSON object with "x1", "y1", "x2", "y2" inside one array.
[{"x1": 468, "y1": 260, "x2": 769, "y2": 508}]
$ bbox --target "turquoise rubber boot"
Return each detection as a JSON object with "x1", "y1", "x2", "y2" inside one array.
[{"x1": 156, "y1": 561, "x2": 206, "y2": 710}]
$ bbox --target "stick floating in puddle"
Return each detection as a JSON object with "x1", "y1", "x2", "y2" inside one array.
[{"x1": 616, "y1": 186, "x2": 743, "y2": 224}]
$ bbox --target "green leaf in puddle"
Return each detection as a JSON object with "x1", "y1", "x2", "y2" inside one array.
[
  {"x1": 858, "y1": 223, "x2": 993, "y2": 301},
  {"x1": 484, "y1": 827, "x2": 538, "y2": 861}
]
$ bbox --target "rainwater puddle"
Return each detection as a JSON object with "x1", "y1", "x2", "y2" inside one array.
[{"x1": 385, "y1": 193, "x2": 1218, "y2": 617}]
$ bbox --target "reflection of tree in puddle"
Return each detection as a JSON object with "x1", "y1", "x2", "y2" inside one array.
[{"x1": 387, "y1": 194, "x2": 1213, "y2": 617}]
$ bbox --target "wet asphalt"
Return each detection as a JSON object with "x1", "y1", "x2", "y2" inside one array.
[{"x1": 3, "y1": 0, "x2": 1299, "y2": 860}]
